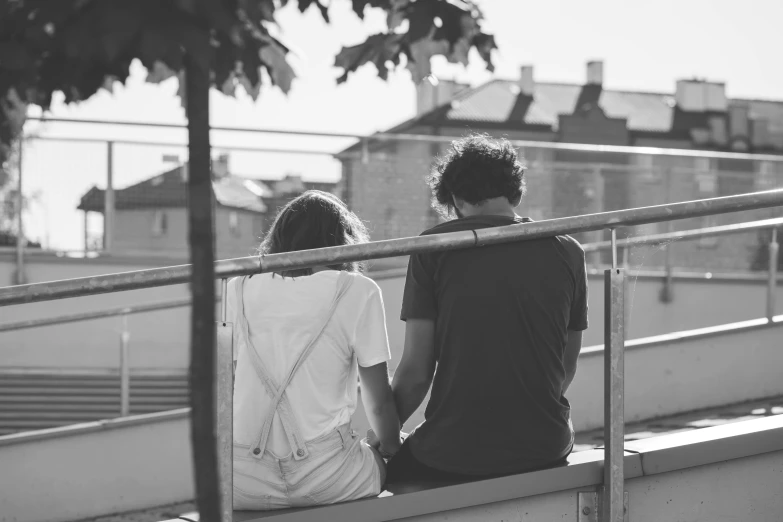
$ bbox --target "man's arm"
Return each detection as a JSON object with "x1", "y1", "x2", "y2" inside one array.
[
  {"x1": 391, "y1": 318, "x2": 436, "y2": 425},
  {"x1": 562, "y1": 329, "x2": 583, "y2": 395}
]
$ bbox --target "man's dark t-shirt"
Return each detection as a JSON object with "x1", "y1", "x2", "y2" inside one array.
[{"x1": 400, "y1": 215, "x2": 589, "y2": 476}]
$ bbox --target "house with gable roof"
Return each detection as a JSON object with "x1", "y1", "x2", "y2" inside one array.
[{"x1": 77, "y1": 155, "x2": 337, "y2": 259}]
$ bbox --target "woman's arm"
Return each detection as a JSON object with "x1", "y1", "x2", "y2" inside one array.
[{"x1": 358, "y1": 362, "x2": 402, "y2": 457}]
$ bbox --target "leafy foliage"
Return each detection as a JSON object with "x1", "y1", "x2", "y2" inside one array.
[
  {"x1": 336, "y1": 0, "x2": 496, "y2": 84},
  {"x1": 0, "y1": 0, "x2": 495, "y2": 166}
]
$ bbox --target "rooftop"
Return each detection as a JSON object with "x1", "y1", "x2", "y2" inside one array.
[
  {"x1": 339, "y1": 71, "x2": 783, "y2": 155},
  {"x1": 77, "y1": 168, "x2": 337, "y2": 215}
]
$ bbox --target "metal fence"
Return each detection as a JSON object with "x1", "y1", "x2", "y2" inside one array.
[
  {"x1": 1, "y1": 189, "x2": 782, "y2": 522},
  {"x1": 3, "y1": 119, "x2": 783, "y2": 287}
]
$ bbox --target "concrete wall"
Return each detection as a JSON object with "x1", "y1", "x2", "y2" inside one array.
[{"x1": 0, "y1": 410, "x2": 193, "y2": 522}]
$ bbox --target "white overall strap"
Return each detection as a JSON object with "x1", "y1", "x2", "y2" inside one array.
[
  {"x1": 240, "y1": 271, "x2": 355, "y2": 460},
  {"x1": 235, "y1": 275, "x2": 303, "y2": 455}
]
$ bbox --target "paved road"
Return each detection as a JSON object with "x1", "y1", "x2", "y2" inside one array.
[{"x1": 72, "y1": 395, "x2": 783, "y2": 522}]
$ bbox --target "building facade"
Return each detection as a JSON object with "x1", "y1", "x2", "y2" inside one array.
[{"x1": 337, "y1": 61, "x2": 783, "y2": 271}]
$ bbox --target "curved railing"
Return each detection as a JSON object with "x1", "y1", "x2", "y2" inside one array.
[{"x1": 1, "y1": 188, "x2": 783, "y2": 522}]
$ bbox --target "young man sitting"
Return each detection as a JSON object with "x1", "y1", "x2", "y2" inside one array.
[{"x1": 385, "y1": 134, "x2": 589, "y2": 485}]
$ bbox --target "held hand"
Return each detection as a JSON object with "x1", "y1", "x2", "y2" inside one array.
[
  {"x1": 367, "y1": 429, "x2": 404, "y2": 459},
  {"x1": 366, "y1": 429, "x2": 381, "y2": 449}
]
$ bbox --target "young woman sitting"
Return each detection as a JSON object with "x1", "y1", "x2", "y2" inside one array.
[{"x1": 228, "y1": 190, "x2": 402, "y2": 510}]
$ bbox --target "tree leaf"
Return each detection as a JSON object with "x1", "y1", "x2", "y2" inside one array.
[
  {"x1": 351, "y1": 0, "x2": 392, "y2": 19},
  {"x1": 386, "y1": 0, "x2": 410, "y2": 31},
  {"x1": 472, "y1": 32, "x2": 496, "y2": 71},
  {"x1": 334, "y1": 32, "x2": 402, "y2": 83},
  {"x1": 0, "y1": 43, "x2": 34, "y2": 70},
  {"x1": 406, "y1": 32, "x2": 449, "y2": 83},
  {"x1": 297, "y1": 0, "x2": 330, "y2": 22},
  {"x1": 146, "y1": 60, "x2": 179, "y2": 84},
  {"x1": 259, "y1": 41, "x2": 295, "y2": 93}
]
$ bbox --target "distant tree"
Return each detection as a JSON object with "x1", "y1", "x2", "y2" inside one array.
[{"x1": 0, "y1": 1, "x2": 496, "y2": 518}]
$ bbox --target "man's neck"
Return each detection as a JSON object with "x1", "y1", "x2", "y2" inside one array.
[{"x1": 458, "y1": 198, "x2": 520, "y2": 219}]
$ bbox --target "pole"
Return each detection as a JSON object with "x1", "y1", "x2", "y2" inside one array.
[
  {"x1": 14, "y1": 140, "x2": 24, "y2": 285},
  {"x1": 104, "y1": 141, "x2": 115, "y2": 253},
  {"x1": 768, "y1": 227, "x2": 779, "y2": 321},
  {"x1": 217, "y1": 278, "x2": 233, "y2": 522},
  {"x1": 119, "y1": 313, "x2": 130, "y2": 417},
  {"x1": 661, "y1": 168, "x2": 673, "y2": 302},
  {"x1": 602, "y1": 228, "x2": 626, "y2": 522}
]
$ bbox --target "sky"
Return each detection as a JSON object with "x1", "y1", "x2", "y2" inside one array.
[{"x1": 14, "y1": 0, "x2": 783, "y2": 250}]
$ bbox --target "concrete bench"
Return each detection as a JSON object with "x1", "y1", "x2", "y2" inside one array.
[{"x1": 225, "y1": 414, "x2": 783, "y2": 521}]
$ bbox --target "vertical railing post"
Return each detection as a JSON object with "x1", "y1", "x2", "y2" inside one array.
[
  {"x1": 768, "y1": 227, "x2": 779, "y2": 321},
  {"x1": 14, "y1": 139, "x2": 25, "y2": 285},
  {"x1": 592, "y1": 165, "x2": 605, "y2": 265},
  {"x1": 104, "y1": 141, "x2": 115, "y2": 253},
  {"x1": 119, "y1": 312, "x2": 130, "y2": 417},
  {"x1": 216, "y1": 278, "x2": 233, "y2": 522},
  {"x1": 603, "y1": 228, "x2": 626, "y2": 522},
  {"x1": 660, "y1": 167, "x2": 674, "y2": 303}
]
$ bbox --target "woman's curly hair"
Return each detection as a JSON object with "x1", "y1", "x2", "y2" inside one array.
[{"x1": 428, "y1": 133, "x2": 526, "y2": 219}]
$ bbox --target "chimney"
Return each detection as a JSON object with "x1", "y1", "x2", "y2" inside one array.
[
  {"x1": 519, "y1": 65, "x2": 535, "y2": 96},
  {"x1": 586, "y1": 60, "x2": 603, "y2": 86},
  {"x1": 212, "y1": 153, "x2": 230, "y2": 179},
  {"x1": 416, "y1": 77, "x2": 469, "y2": 115},
  {"x1": 675, "y1": 79, "x2": 727, "y2": 112}
]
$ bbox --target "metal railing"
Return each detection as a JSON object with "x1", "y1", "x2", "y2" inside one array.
[
  {"x1": 1, "y1": 189, "x2": 783, "y2": 522},
  {"x1": 1, "y1": 216, "x2": 780, "y2": 426},
  {"x1": 11, "y1": 117, "x2": 783, "y2": 280},
  {"x1": 0, "y1": 298, "x2": 190, "y2": 417}
]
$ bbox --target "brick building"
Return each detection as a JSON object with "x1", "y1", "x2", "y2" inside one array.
[{"x1": 337, "y1": 61, "x2": 783, "y2": 271}]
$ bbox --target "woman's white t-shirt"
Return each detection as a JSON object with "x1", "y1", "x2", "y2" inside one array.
[{"x1": 228, "y1": 270, "x2": 391, "y2": 458}]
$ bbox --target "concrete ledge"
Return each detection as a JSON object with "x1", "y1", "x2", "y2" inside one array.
[{"x1": 231, "y1": 415, "x2": 783, "y2": 522}]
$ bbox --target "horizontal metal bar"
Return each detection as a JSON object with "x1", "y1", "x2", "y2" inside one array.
[
  {"x1": 1, "y1": 215, "x2": 776, "y2": 330},
  {"x1": 25, "y1": 117, "x2": 783, "y2": 162},
  {"x1": 1, "y1": 189, "x2": 782, "y2": 307},
  {"x1": 0, "y1": 298, "x2": 192, "y2": 331},
  {"x1": 27, "y1": 135, "x2": 336, "y2": 156},
  {"x1": 583, "y1": 217, "x2": 783, "y2": 252}
]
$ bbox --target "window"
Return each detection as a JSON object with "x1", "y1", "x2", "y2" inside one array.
[
  {"x1": 229, "y1": 211, "x2": 240, "y2": 237},
  {"x1": 152, "y1": 211, "x2": 168, "y2": 237}
]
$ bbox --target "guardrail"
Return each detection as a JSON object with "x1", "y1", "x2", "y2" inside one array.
[
  {"x1": 1, "y1": 189, "x2": 783, "y2": 522},
  {"x1": 1, "y1": 216, "x2": 780, "y2": 424}
]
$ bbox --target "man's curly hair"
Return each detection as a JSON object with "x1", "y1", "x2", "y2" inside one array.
[{"x1": 427, "y1": 133, "x2": 526, "y2": 219}]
